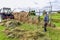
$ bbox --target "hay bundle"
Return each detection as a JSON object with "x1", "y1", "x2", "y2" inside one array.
[
  {"x1": 0, "y1": 23, "x2": 5, "y2": 26},
  {"x1": 32, "y1": 16, "x2": 39, "y2": 25},
  {"x1": 27, "y1": 16, "x2": 32, "y2": 24},
  {"x1": 19, "y1": 11, "x2": 29, "y2": 22},
  {"x1": 20, "y1": 11, "x2": 28, "y2": 17},
  {"x1": 12, "y1": 11, "x2": 29, "y2": 23},
  {"x1": 12, "y1": 11, "x2": 41, "y2": 25},
  {"x1": 4, "y1": 20, "x2": 21, "y2": 28},
  {"x1": 22, "y1": 17, "x2": 28, "y2": 23},
  {"x1": 4, "y1": 29, "x2": 12, "y2": 35},
  {"x1": 12, "y1": 12, "x2": 19, "y2": 20},
  {"x1": 12, "y1": 12, "x2": 21, "y2": 20}
]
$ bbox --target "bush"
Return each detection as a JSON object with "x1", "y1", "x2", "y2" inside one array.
[{"x1": 29, "y1": 10, "x2": 36, "y2": 15}]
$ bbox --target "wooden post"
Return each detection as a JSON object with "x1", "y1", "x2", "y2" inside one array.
[{"x1": 0, "y1": 14, "x2": 2, "y2": 22}]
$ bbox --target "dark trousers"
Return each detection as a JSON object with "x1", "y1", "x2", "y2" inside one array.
[{"x1": 44, "y1": 22, "x2": 48, "y2": 32}]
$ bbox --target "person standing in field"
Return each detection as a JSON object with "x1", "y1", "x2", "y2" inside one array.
[{"x1": 44, "y1": 12, "x2": 49, "y2": 32}]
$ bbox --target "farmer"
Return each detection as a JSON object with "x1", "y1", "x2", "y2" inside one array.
[{"x1": 44, "y1": 12, "x2": 49, "y2": 32}]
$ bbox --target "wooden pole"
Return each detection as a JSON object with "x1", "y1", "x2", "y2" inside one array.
[{"x1": 49, "y1": 0, "x2": 52, "y2": 25}]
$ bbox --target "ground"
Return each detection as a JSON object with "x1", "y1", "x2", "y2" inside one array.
[{"x1": 0, "y1": 13, "x2": 60, "y2": 40}]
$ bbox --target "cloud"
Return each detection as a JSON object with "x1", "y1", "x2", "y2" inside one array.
[
  {"x1": 1, "y1": 0, "x2": 60, "y2": 11},
  {"x1": 0, "y1": 0, "x2": 56, "y2": 9}
]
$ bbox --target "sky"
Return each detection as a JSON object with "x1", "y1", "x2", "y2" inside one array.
[{"x1": 0, "y1": 0, "x2": 60, "y2": 11}]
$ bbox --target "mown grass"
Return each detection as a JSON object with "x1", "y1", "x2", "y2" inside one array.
[
  {"x1": 0, "y1": 23, "x2": 41, "y2": 40},
  {"x1": 47, "y1": 27, "x2": 60, "y2": 40},
  {"x1": 0, "y1": 24, "x2": 60, "y2": 40},
  {"x1": 40, "y1": 13, "x2": 60, "y2": 27},
  {"x1": 20, "y1": 23, "x2": 38, "y2": 31},
  {"x1": 0, "y1": 23, "x2": 60, "y2": 40},
  {"x1": 40, "y1": 13, "x2": 60, "y2": 40},
  {"x1": 0, "y1": 13, "x2": 60, "y2": 40},
  {"x1": 51, "y1": 13, "x2": 60, "y2": 19},
  {"x1": 51, "y1": 13, "x2": 60, "y2": 27}
]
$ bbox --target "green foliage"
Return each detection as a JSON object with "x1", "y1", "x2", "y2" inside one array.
[
  {"x1": 43, "y1": 10, "x2": 47, "y2": 15},
  {"x1": 57, "y1": 11, "x2": 60, "y2": 13},
  {"x1": 29, "y1": 10, "x2": 36, "y2": 15},
  {"x1": 38, "y1": 16, "x2": 40, "y2": 22}
]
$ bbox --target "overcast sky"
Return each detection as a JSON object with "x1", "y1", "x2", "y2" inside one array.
[{"x1": 0, "y1": 0, "x2": 60, "y2": 11}]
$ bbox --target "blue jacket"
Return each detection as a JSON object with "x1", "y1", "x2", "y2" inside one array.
[{"x1": 44, "y1": 15, "x2": 49, "y2": 22}]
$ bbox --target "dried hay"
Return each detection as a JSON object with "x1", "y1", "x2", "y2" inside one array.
[
  {"x1": 4, "y1": 26, "x2": 50, "y2": 40},
  {"x1": 1, "y1": 19, "x2": 21, "y2": 29},
  {"x1": 12, "y1": 11, "x2": 29, "y2": 21},
  {"x1": 32, "y1": 16, "x2": 39, "y2": 25},
  {"x1": 12, "y1": 11, "x2": 41, "y2": 25},
  {"x1": 27, "y1": 16, "x2": 32, "y2": 24}
]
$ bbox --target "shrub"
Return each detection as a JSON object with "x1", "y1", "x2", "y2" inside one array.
[{"x1": 29, "y1": 10, "x2": 36, "y2": 15}]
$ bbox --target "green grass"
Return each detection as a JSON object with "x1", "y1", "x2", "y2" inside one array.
[
  {"x1": 47, "y1": 27, "x2": 60, "y2": 40},
  {"x1": 0, "y1": 25, "x2": 60, "y2": 40},
  {"x1": 0, "y1": 24, "x2": 40, "y2": 40},
  {"x1": 0, "y1": 23, "x2": 60, "y2": 40},
  {"x1": 0, "y1": 13, "x2": 60, "y2": 40},
  {"x1": 0, "y1": 26, "x2": 6, "y2": 40},
  {"x1": 0, "y1": 26, "x2": 20, "y2": 40},
  {"x1": 40, "y1": 13, "x2": 60, "y2": 27},
  {"x1": 51, "y1": 13, "x2": 60, "y2": 27},
  {"x1": 40, "y1": 13, "x2": 60, "y2": 40},
  {"x1": 0, "y1": 26, "x2": 5, "y2": 31},
  {"x1": 20, "y1": 23, "x2": 38, "y2": 31},
  {"x1": 51, "y1": 13, "x2": 60, "y2": 19},
  {"x1": 53, "y1": 22, "x2": 60, "y2": 27}
]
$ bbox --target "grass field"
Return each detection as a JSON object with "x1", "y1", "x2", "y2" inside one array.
[
  {"x1": 0, "y1": 13, "x2": 60, "y2": 40},
  {"x1": 0, "y1": 24, "x2": 60, "y2": 40},
  {"x1": 40, "y1": 13, "x2": 60, "y2": 27}
]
